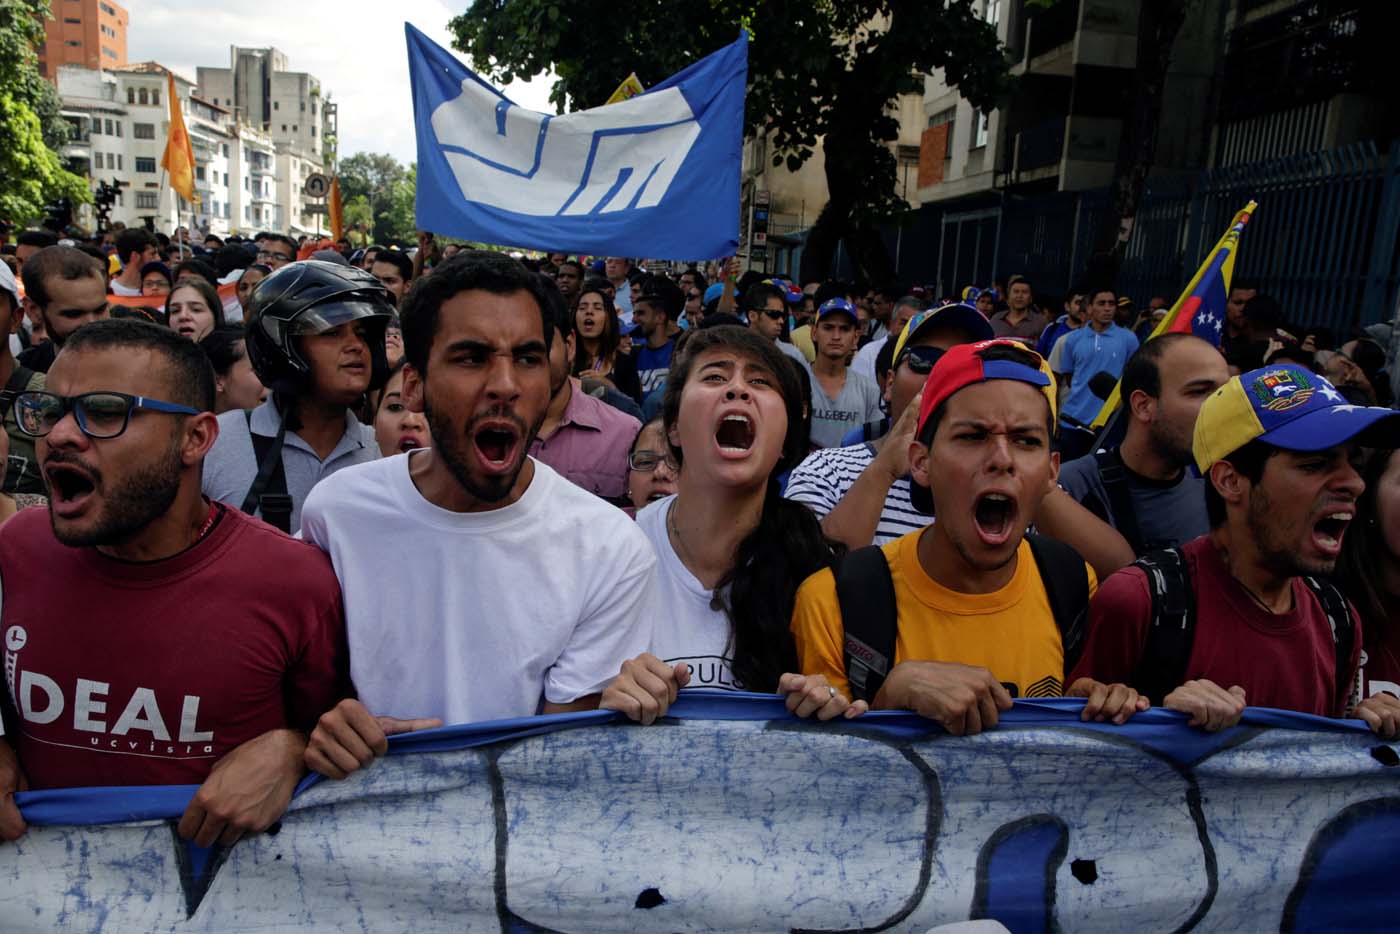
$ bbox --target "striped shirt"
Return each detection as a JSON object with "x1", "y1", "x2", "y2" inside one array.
[{"x1": 784, "y1": 443, "x2": 928, "y2": 546}]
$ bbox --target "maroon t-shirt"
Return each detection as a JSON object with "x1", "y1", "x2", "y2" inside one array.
[
  {"x1": 1071, "y1": 535, "x2": 1360, "y2": 717},
  {"x1": 0, "y1": 504, "x2": 349, "y2": 789},
  {"x1": 1359, "y1": 623, "x2": 1400, "y2": 700}
]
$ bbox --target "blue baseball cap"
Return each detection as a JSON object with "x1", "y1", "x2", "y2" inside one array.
[
  {"x1": 1194, "y1": 364, "x2": 1400, "y2": 473},
  {"x1": 817, "y1": 297, "x2": 859, "y2": 323},
  {"x1": 703, "y1": 282, "x2": 726, "y2": 305},
  {"x1": 892, "y1": 302, "x2": 996, "y2": 363}
]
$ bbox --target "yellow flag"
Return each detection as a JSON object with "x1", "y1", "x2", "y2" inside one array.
[
  {"x1": 160, "y1": 71, "x2": 199, "y2": 205},
  {"x1": 605, "y1": 73, "x2": 645, "y2": 105},
  {"x1": 329, "y1": 177, "x2": 344, "y2": 240}
]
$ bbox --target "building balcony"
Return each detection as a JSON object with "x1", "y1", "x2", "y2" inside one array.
[
  {"x1": 1024, "y1": 0, "x2": 1080, "y2": 65},
  {"x1": 1011, "y1": 116, "x2": 1066, "y2": 177}
]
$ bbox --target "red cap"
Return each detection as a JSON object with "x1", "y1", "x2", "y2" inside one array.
[{"x1": 916, "y1": 339, "x2": 1057, "y2": 442}]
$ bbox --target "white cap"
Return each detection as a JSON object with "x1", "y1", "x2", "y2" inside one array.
[{"x1": 0, "y1": 261, "x2": 20, "y2": 311}]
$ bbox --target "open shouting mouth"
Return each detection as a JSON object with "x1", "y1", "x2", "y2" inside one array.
[
  {"x1": 44, "y1": 458, "x2": 100, "y2": 519},
  {"x1": 470, "y1": 417, "x2": 524, "y2": 475},
  {"x1": 714, "y1": 412, "x2": 756, "y2": 458},
  {"x1": 972, "y1": 490, "x2": 1017, "y2": 548}
]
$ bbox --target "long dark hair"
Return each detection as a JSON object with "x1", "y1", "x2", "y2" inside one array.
[
  {"x1": 572, "y1": 288, "x2": 621, "y2": 376},
  {"x1": 661, "y1": 325, "x2": 839, "y2": 691},
  {"x1": 1336, "y1": 446, "x2": 1399, "y2": 655}
]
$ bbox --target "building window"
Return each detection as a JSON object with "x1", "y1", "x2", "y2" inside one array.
[
  {"x1": 116, "y1": 154, "x2": 122, "y2": 170},
  {"x1": 971, "y1": 110, "x2": 989, "y2": 149},
  {"x1": 114, "y1": 121, "x2": 122, "y2": 137},
  {"x1": 244, "y1": 205, "x2": 250, "y2": 221},
  {"x1": 134, "y1": 122, "x2": 155, "y2": 139},
  {"x1": 244, "y1": 177, "x2": 250, "y2": 191},
  {"x1": 984, "y1": 0, "x2": 1001, "y2": 25},
  {"x1": 274, "y1": 101, "x2": 280, "y2": 110},
  {"x1": 196, "y1": 166, "x2": 206, "y2": 181},
  {"x1": 104, "y1": 118, "x2": 114, "y2": 135},
  {"x1": 138, "y1": 88, "x2": 148, "y2": 106},
  {"x1": 100, "y1": 1, "x2": 116, "y2": 14},
  {"x1": 102, "y1": 46, "x2": 116, "y2": 59},
  {"x1": 136, "y1": 192, "x2": 158, "y2": 209},
  {"x1": 224, "y1": 203, "x2": 230, "y2": 219},
  {"x1": 152, "y1": 89, "x2": 160, "y2": 106},
  {"x1": 222, "y1": 144, "x2": 229, "y2": 157},
  {"x1": 223, "y1": 172, "x2": 229, "y2": 185},
  {"x1": 311, "y1": 126, "x2": 316, "y2": 137},
  {"x1": 127, "y1": 88, "x2": 135, "y2": 104},
  {"x1": 65, "y1": 40, "x2": 81, "y2": 47},
  {"x1": 91, "y1": 116, "x2": 101, "y2": 134},
  {"x1": 281, "y1": 124, "x2": 287, "y2": 132},
  {"x1": 64, "y1": 16, "x2": 80, "y2": 23},
  {"x1": 135, "y1": 156, "x2": 157, "y2": 173}
]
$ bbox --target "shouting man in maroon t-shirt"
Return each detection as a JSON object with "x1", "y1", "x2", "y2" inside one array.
[
  {"x1": 0, "y1": 319, "x2": 349, "y2": 845},
  {"x1": 1072, "y1": 363, "x2": 1400, "y2": 737}
]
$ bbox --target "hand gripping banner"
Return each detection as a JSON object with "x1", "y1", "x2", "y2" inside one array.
[{"x1": 4, "y1": 693, "x2": 1399, "y2": 931}]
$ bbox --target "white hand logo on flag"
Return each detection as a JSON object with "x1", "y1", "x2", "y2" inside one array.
[{"x1": 430, "y1": 81, "x2": 701, "y2": 217}]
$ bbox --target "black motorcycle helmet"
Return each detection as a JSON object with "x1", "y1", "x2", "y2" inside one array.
[{"x1": 245, "y1": 260, "x2": 395, "y2": 396}]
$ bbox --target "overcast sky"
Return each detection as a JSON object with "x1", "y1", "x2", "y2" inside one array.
[{"x1": 127, "y1": 0, "x2": 556, "y2": 166}]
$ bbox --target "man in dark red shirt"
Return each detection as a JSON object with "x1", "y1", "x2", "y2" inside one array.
[
  {"x1": 1073, "y1": 363, "x2": 1400, "y2": 737},
  {"x1": 0, "y1": 319, "x2": 348, "y2": 846}
]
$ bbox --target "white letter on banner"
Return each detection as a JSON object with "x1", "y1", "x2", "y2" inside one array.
[
  {"x1": 431, "y1": 81, "x2": 699, "y2": 217},
  {"x1": 73, "y1": 678, "x2": 109, "y2": 733}
]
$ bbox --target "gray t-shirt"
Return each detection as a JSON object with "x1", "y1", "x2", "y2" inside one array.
[
  {"x1": 807, "y1": 370, "x2": 883, "y2": 449},
  {"x1": 202, "y1": 399, "x2": 380, "y2": 534},
  {"x1": 1058, "y1": 451, "x2": 1208, "y2": 554}
]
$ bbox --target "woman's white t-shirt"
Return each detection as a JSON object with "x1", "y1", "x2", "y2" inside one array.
[{"x1": 635, "y1": 495, "x2": 744, "y2": 691}]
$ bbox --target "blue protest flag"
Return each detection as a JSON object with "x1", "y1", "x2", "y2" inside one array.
[{"x1": 406, "y1": 24, "x2": 747, "y2": 259}]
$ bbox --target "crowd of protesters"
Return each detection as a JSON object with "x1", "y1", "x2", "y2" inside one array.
[{"x1": 0, "y1": 223, "x2": 1398, "y2": 850}]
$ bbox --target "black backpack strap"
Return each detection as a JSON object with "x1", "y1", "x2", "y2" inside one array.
[
  {"x1": 1093, "y1": 448, "x2": 1144, "y2": 556},
  {"x1": 0, "y1": 364, "x2": 36, "y2": 415},
  {"x1": 1025, "y1": 534, "x2": 1091, "y2": 679},
  {"x1": 1130, "y1": 548, "x2": 1195, "y2": 705},
  {"x1": 1302, "y1": 576, "x2": 1359, "y2": 712},
  {"x1": 835, "y1": 546, "x2": 898, "y2": 704},
  {"x1": 239, "y1": 409, "x2": 293, "y2": 533}
]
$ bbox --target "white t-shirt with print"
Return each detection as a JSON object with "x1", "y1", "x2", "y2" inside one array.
[
  {"x1": 300, "y1": 454, "x2": 659, "y2": 724},
  {"x1": 635, "y1": 495, "x2": 744, "y2": 691}
]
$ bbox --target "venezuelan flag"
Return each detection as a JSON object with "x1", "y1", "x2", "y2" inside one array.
[{"x1": 1089, "y1": 202, "x2": 1256, "y2": 430}]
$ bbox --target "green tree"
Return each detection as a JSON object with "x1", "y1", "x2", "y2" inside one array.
[
  {"x1": 0, "y1": 0, "x2": 90, "y2": 224},
  {"x1": 338, "y1": 152, "x2": 416, "y2": 244},
  {"x1": 448, "y1": 0, "x2": 1010, "y2": 283}
]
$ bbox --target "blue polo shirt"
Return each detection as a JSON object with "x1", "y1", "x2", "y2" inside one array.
[{"x1": 1053, "y1": 324, "x2": 1139, "y2": 425}]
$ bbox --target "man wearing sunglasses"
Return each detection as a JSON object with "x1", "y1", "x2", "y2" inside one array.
[
  {"x1": 786, "y1": 303, "x2": 993, "y2": 547},
  {"x1": 743, "y1": 282, "x2": 809, "y2": 371},
  {"x1": 0, "y1": 319, "x2": 348, "y2": 845}
]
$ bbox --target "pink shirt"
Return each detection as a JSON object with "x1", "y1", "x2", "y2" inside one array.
[{"x1": 529, "y1": 379, "x2": 641, "y2": 501}]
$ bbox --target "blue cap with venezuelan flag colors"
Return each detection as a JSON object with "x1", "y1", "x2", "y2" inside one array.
[{"x1": 1192, "y1": 364, "x2": 1400, "y2": 474}]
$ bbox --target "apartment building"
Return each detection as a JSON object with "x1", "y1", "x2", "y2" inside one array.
[{"x1": 37, "y1": 0, "x2": 128, "y2": 80}]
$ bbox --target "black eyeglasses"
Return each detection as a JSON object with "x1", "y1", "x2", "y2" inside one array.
[
  {"x1": 897, "y1": 345, "x2": 946, "y2": 375},
  {"x1": 256, "y1": 250, "x2": 293, "y2": 264},
  {"x1": 761, "y1": 310, "x2": 786, "y2": 322},
  {"x1": 13, "y1": 390, "x2": 200, "y2": 440},
  {"x1": 629, "y1": 451, "x2": 680, "y2": 472}
]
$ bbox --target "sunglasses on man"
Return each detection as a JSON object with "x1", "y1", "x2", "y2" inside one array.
[{"x1": 896, "y1": 345, "x2": 946, "y2": 375}]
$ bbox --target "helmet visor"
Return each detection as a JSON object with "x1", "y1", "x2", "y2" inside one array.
[{"x1": 287, "y1": 299, "x2": 394, "y2": 336}]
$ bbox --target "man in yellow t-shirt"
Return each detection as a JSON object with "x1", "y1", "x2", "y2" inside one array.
[{"x1": 792, "y1": 339, "x2": 1147, "y2": 735}]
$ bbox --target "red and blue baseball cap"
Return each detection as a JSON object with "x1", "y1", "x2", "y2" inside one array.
[
  {"x1": 910, "y1": 340, "x2": 1056, "y2": 514},
  {"x1": 1193, "y1": 364, "x2": 1400, "y2": 473}
]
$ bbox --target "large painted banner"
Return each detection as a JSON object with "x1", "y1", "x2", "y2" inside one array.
[{"x1": 3, "y1": 693, "x2": 1398, "y2": 932}]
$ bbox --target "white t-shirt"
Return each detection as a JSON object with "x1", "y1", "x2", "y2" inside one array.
[
  {"x1": 108, "y1": 279, "x2": 142, "y2": 297},
  {"x1": 299, "y1": 454, "x2": 659, "y2": 724},
  {"x1": 850, "y1": 335, "x2": 887, "y2": 385},
  {"x1": 634, "y1": 495, "x2": 743, "y2": 691}
]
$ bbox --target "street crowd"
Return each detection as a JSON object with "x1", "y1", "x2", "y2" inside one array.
[{"x1": 0, "y1": 223, "x2": 1398, "y2": 851}]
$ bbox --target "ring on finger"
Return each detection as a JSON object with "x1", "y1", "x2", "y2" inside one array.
[{"x1": 827, "y1": 686, "x2": 837, "y2": 698}]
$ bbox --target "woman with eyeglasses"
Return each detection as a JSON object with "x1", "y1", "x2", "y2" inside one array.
[
  {"x1": 626, "y1": 417, "x2": 678, "y2": 512},
  {"x1": 572, "y1": 286, "x2": 642, "y2": 402},
  {"x1": 601, "y1": 326, "x2": 864, "y2": 722}
]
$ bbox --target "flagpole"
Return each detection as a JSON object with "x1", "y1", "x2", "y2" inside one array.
[{"x1": 156, "y1": 167, "x2": 168, "y2": 235}]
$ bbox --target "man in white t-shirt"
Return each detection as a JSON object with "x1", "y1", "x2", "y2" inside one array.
[{"x1": 301, "y1": 251, "x2": 658, "y2": 780}]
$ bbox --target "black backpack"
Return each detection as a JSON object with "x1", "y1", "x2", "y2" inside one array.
[
  {"x1": 1128, "y1": 548, "x2": 1357, "y2": 707},
  {"x1": 835, "y1": 534, "x2": 1091, "y2": 703}
]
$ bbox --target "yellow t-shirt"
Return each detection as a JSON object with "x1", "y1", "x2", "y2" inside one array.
[
  {"x1": 790, "y1": 530, "x2": 1097, "y2": 700},
  {"x1": 790, "y1": 324, "x2": 817, "y2": 363}
]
